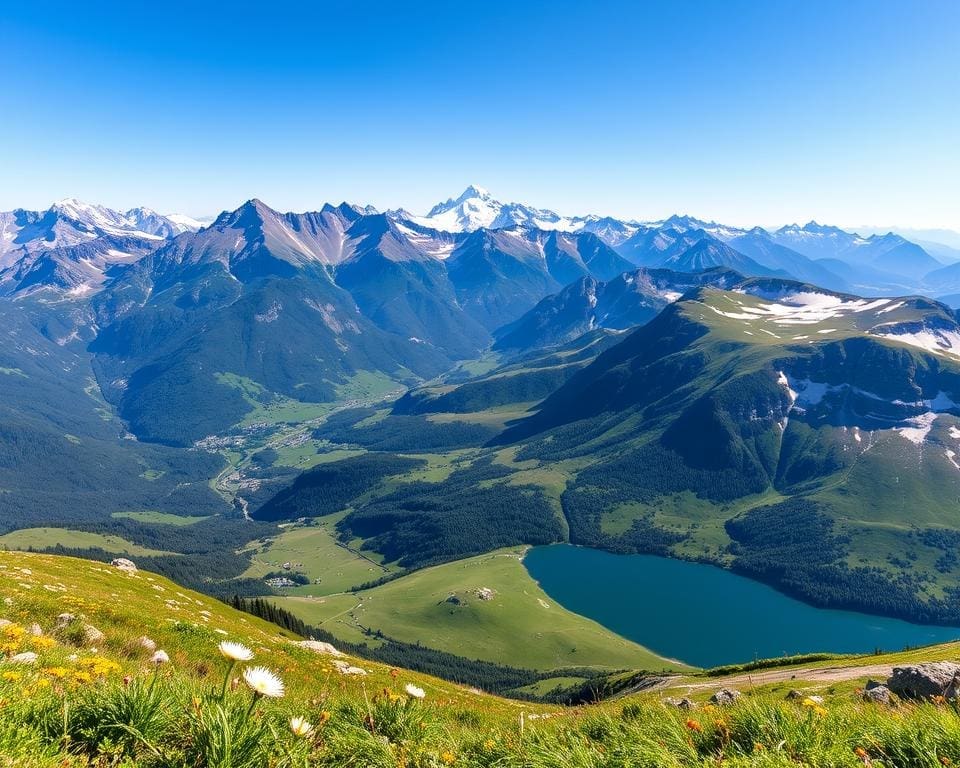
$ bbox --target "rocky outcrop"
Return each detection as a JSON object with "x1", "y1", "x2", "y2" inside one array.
[
  {"x1": 294, "y1": 640, "x2": 344, "y2": 657},
  {"x1": 886, "y1": 662, "x2": 960, "y2": 700},
  {"x1": 710, "y1": 688, "x2": 742, "y2": 706},
  {"x1": 663, "y1": 697, "x2": 697, "y2": 710},
  {"x1": 863, "y1": 681, "x2": 892, "y2": 704}
]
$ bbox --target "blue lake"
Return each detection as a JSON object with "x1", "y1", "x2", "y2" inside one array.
[{"x1": 523, "y1": 544, "x2": 960, "y2": 668}]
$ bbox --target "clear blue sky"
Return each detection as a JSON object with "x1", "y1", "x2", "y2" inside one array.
[{"x1": 1, "y1": 0, "x2": 957, "y2": 228}]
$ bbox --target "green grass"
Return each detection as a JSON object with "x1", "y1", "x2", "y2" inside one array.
[
  {"x1": 111, "y1": 510, "x2": 211, "y2": 526},
  {"x1": 273, "y1": 548, "x2": 690, "y2": 673},
  {"x1": 0, "y1": 527, "x2": 177, "y2": 556},
  {"x1": 242, "y1": 517, "x2": 400, "y2": 596},
  {"x1": 215, "y1": 372, "x2": 337, "y2": 428},
  {"x1": 5, "y1": 551, "x2": 960, "y2": 766},
  {"x1": 332, "y1": 370, "x2": 404, "y2": 400}
]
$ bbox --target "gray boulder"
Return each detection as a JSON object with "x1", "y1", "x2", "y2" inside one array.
[
  {"x1": 862, "y1": 684, "x2": 892, "y2": 704},
  {"x1": 710, "y1": 688, "x2": 742, "y2": 706},
  {"x1": 886, "y1": 662, "x2": 960, "y2": 700},
  {"x1": 663, "y1": 697, "x2": 697, "y2": 710}
]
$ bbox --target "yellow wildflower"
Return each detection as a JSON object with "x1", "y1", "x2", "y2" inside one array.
[
  {"x1": 42, "y1": 667, "x2": 69, "y2": 679},
  {"x1": 0, "y1": 672, "x2": 21, "y2": 683},
  {"x1": 440, "y1": 752, "x2": 456, "y2": 765}
]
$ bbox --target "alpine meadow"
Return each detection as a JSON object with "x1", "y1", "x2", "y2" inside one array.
[{"x1": 1, "y1": 1, "x2": 960, "y2": 766}]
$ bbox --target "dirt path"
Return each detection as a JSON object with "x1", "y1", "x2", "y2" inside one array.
[{"x1": 648, "y1": 663, "x2": 895, "y2": 696}]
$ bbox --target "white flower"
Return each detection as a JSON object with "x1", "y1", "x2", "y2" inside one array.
[
  {"x1": 404, "y1": 683, "x2": 426, "y2": 699},
  {"x1": 218, "y1": 640, "x2": 254, "y2": 662},
  {"x1": 289, "y1": 716, "x2": 314, "y2": 737},
  {"x1": 151, "y1": 650, "x2": 170, "y2": 665},
  {"x1": 243, "y1": 666, "x2": 285, "y2": 698}
]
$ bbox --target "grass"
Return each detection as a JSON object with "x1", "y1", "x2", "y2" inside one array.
[
  {"x1": 111, "y1": 510, "x2": 210, "y2": 526},
  {"x1": 0, "y1": 528, "x2": 176, "y2": 556},
  {"x1": 3, "y1": 551, "x2": 960, "y2": 766},
  {"x1": 242, "y1": 518, "x2": 400, "y2": 596},
  {"x1": 273, "y1": 548, "x2": 688, "y2": 673}
]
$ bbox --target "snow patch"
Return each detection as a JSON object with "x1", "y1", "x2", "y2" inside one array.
[{"x1": 896, "y1": 412, "x2": 938, "y2": 445}]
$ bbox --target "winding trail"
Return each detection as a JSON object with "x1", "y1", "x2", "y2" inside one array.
[{"x1": 626, "y1": 663, "x2": 898, "y2": 699}]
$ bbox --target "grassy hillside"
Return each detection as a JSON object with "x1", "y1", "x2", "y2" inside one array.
[
  {"x1": 271, "y1": 548, "x2": 682, "y2": 674},
  {"x1": 4, "y1": 551, "x2": 960, "y2": 767}
]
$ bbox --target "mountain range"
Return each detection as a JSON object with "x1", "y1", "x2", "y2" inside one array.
[{"x1": 2, "y1": 185, "x2": 960, "y2": 631}]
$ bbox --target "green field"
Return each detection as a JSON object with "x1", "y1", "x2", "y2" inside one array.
[
  {"x1": 111, "y1": 511, "x2": 210, "y2": 526},
  {"x1": 242, "y1": 517, "x2": 399, "y2": 595},
  {"x1": 0, "y1": 528, "x2": 176, "y2": 556},
  {"x1": 273, "y1": 548, "x2": 691, "y2": 672}
]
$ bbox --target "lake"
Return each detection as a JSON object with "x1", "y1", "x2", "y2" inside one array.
[{"x1": 523, "y1": 544, "x2": 960, "y2": 668}]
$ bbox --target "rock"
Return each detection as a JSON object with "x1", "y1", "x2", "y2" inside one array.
[
  {"x1": 294, "y1": 640, "x2": 344, "y2": 657},
  {"x1": 0, "y1": 619, "x2": 12, "y2": 629},
  {"x1": 785, "y1": 690, "x2": 805, "y2": 700},
  {"x1": 26, "y1": 623, "x2": 42, "y2": 637},
  {"x1": 805, "y1": 695, "x2": 824, "y2": 704},
  {"x1": 664, "y1": 697, "x2": 697, "y2": 710},
  {"x1": 887, "y1": 662, "x2": 960, "y2": 700},
  {"x1": 332, "y1": 659, "x2": 366, "y2": 675},
  {"x1": 83, "y1": 624, "x2": 105, "y2": 644},
  {"x1": 710, "y1": 688, "x2": 742, "y2": 706},
  {"x1": 54, "y1": 613, "x2": 76, "y2": 630},
  {"x1": 863, "y1": 685, "x2": 892, "y2": 704},
  {"x1": 8, "y1": 651, "x2": 37, "y2": 665},
  {"x1": 111, "y1": 558, "x2": 137, "y2": 573}
]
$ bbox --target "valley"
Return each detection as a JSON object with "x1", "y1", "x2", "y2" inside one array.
[{"x1": 4, "y1": 189, "x2": 960, "y2": 695}]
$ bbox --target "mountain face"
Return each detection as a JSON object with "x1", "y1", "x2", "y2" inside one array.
[
  {"x1": 403, "y1": 185, "x2": 575, "y2": 232},
  {"x1": 494, "y1": 266, "x2": 743, "y2": 352},
  {"x1": 0, "y1": 200, "x2": 202, "y2": 296},
  {"x1": 771, "y1": 222, "x2": 942, "y2": 282},
  {"x1": 728, "y1": 228, "x2": 847, "y2": 289},
  {"x1": 495, "y1": 280, "x2": 960, "y2": 621},
  {"x1": 85, "y1": 200, "x2": 636, "y2": 445}
]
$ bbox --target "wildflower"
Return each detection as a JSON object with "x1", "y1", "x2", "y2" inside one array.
[
  {"x1": 483, "y1": 739, "x2": 496, "y2": 750},
  {"x1": 242, "y1": 666, "x2": 285, "y2": 698},
  {"x1": 42, "y1": 667, "x2": 69, "y2": 679},
  {"x1": 150, "y1": 650, "x2": 170, "y2": 665},
  {"x1": 685, "y1": 719, "x2": 702, "y2": 732},
  {"x1": 0, "y1": 671, "x2": 21, "y2": 682},
  {"x1": 317, "y1": 710, "x2": 331, "y2": 725},
  {"x1": 289, "y1": 716, "x2": 314, "y2": 737},
  {"x1": 855, "y1": 747, "x2": 869, "y2": 761},
  {"x1": 405, "y1": 683, "x2": 426, "y2": 699},
  {"x1": 30, "y1": 636, "x2": 55, "y2": 650},
  {"x1": 441, "y1": 751, "x2": 456, "y2": 765},
  {"x1": 218, "y1": 640, "x2": 253, "y2": 662}
]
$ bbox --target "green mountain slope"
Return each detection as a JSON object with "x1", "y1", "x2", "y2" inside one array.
[{"x1": 495, "y1": 280, "x2": 960, "y2": 622}]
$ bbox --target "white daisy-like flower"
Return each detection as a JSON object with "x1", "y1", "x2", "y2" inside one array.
[
  {"x1": 218, "y1": 640, "x2": 254, "y2": 661},
  {"x1": 243, "y1": 666, "x2": 285, "y2": 698},
  {"x1": 405, "y1": 683, "x2": 426, "y2": 699},
  {"x1": 289, "y1": 716, "x2": 314, "y2": 737},
  {"x1": 151, "y1": 650, "x2": 170, "y2": 665}
]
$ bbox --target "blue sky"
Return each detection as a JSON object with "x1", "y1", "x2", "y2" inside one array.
[{"x1": 1, "y1": 0, "x2": 957, "y2": 228}]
